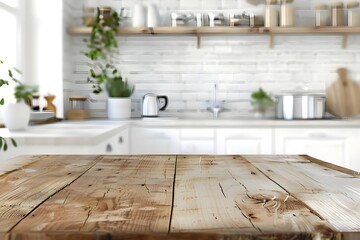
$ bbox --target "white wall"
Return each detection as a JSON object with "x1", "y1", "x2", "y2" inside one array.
[
  {"x1": 21, "y1": 0, "x2": 63, "y2": 117},
  {"x1": 64, "y1": 0, "x2": 360, "y2": 118}
]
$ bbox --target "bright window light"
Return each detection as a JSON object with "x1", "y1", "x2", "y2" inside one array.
[
  {"x1": 0, "y1": 7, "x2": 17, "y2": 105},
  {"x1": 0, "y1": 0, "x2": 18, "y2": 8}
]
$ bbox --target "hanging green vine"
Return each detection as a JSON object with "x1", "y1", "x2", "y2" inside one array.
[{"x1": 85, "y1": 11, "x2": 134, "y2": 98}]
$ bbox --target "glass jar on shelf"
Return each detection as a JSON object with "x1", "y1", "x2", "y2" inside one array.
[
  {"x1": 331, "y1": 1, "x2": 345, "y2": 26},
  {"x1": 280, "y1": 0, "x2": 295, "y2": 27},
  {"x1": 347, "y1": 1, "x2": 360, "y2": 27},
  {"x1": 265, "y1": 0, "x2": 279, "y2": 27},
  {"x1": 315, "y1": 3, "x2": 330, "y2": 27},
  {"x1": 98, "y1": 6, "x2": 112, "y2": 20},
  {"x1": 83, "y1": 0, "x2": 97, "y2": 27},
  {"x1": 67, "y1": 96, "x2": 89, "y2": 120}
]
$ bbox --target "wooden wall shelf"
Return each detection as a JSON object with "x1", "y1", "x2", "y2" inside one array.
[{"x1": 67, "y1": 26, "x2": 360, "y2": 48}]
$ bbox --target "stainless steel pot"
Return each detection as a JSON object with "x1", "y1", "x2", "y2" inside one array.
[{"x1": 275, "y1": 94, "x2": 326, "y2": 120}]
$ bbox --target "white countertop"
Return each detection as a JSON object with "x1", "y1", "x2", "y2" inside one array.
[
  {"x1": 1, "y1": 118, "x2": 360, "y2": 145},
  {"x1": 0, "y1": 120, "x2": 129, "y2": 145}
]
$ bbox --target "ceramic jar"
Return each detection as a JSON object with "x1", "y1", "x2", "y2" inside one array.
[{"x1": 3, "y1": 101, "x2": 31, "y2": 130}]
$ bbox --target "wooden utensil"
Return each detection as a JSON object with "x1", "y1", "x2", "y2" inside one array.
[{"x1": 326, "y1": 68, "x2": 360, "y2": 117}]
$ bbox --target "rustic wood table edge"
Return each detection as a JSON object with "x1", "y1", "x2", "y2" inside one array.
[{"x1": 0, "y1": 154, "x2": 359, "y2": 240}]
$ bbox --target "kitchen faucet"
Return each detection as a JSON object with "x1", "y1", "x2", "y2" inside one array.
[{"x1": 207, "y1": 83, "x2": 224, "y2": 119}]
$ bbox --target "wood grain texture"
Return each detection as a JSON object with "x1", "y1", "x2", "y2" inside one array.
[
  {"x1": 0, "y1": 155, "x2": 101, "y2": 232},
  {"x1": 1, "y1": 154, "x2": 360, "y2": 237},
  {"x1": 170, "y1": 155, "x2": 333, "y2": 234},
  {"x1": 13, "y1": 155, "x2": 175, "y2": 233},
  {"x1": 244, "y1": 155, "x2": 360, "y2": 232},
  {"x1": 1, "y1": 232, "x2": 344, "y2": 240}
]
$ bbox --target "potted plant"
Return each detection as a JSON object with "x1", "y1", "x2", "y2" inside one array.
[
  {"x1": 85, "y1": 9, "x2": 134, "y2": 119},
  {"x1": 0, "y1": 60, "x2": 16, "y2": 151},
  {"x1": 251, "y1": 88, "x2": 275, "y2": 118},
  {"x1": 0, "y1": 61, "x2": 38, "y2": 131}
]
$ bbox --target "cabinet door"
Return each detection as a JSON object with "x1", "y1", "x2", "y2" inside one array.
[
  {"x1": 179, "y1": 128, "x2": 215, "y2": 154},
  {"x1": 275, "y1": 128, "x2": 360, "y2": 171},
  {"x1": 93, "y1": 128, "x2": 130, "y2": 154},
  {"x1": 131, "y1": 127, "x2": 179, "y2": 154},
  {"x1": 216, "y1": 128, "x2": 273, "y2": 154}
]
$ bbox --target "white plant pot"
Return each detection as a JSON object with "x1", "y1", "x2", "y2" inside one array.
[
  {"x1": 107, "y1": 98, "x2": 131, "y2": 119},
  {"x1": 3, "y1": 101, "x2": 31, "y2": 131}
]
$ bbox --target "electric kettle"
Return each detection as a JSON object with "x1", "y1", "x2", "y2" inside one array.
[{"x1": 142, "y1": 93, "x2": 169, "y2": 117}]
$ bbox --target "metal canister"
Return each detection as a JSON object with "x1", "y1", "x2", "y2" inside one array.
[
  {"x1": 275, "y1": 93, "x2": 326, "y2": 120},
  {"x1": 331, "y1": 2, "x2": 345, "y2": 27}
]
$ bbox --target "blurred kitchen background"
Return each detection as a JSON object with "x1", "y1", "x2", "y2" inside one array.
[{"x1": 0, "y1": 0, "x2": 359, "y2": 119}]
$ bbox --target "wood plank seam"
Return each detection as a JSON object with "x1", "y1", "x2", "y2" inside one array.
[
  {"x1": 6, "y1": 155, "x2": 104, "y2": 233},
  {"x1": 168, "y1": 155, "x2": 178, "y2": 234},
  {"x1": 242, "y1": 156, "x2": 336, "y2": 228},
  {"x1": 226, "y1": 169, "x2": 263, "y2": 232}
]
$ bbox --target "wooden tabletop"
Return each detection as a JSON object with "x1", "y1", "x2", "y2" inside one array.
[{"x1": 0, "y1": 155, "x2": 359, "y2": 240}]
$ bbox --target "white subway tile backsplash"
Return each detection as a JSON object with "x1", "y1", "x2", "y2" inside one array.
[
  {"x1": 268, "y1": 63, "x2": 288, "y2": 73},
  {"x1": 202, "y1": 0, "x2": 221, "y2": 10},
  {"x1": 181, "y1": 74, "x2": 218, "y2": 82},
  {"x1": 288, "y1": 64, "x2": 305, "y2": 73},
  {"x1": 221, "y1": 0, "x2": 237, "y2": 9},
  {"x1": 180, "y1": 0, "x2": 201, "y2": 9},
  {"x1": 64, "y1": 0, "x2": 360, "y2": 118}
]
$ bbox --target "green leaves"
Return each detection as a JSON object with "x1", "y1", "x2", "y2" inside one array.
[
  {"x1": 0, "y1": 60, "x2": 22, "y2": 152},
  {"x1": 10, "y1": 138, "x2": 17, "y2": 147},
  {"x1": 84, "y1": 11, "x2": 134, "y2": 98},
  {"x1": 251, "y1": 88, "x2": 274, "y2": 108},
  {"x1": 106, "y1": 77, "x2": 134, "y2": 98},
  {"x1": 0, "y1": 137, "x2": 17, "y2": 151},
  {"x1": 14, "y1": 84, "x2": 38, "y2": 103},
  {"x1": 0, "y1": 79, "x2": 9, "y2": 87}
]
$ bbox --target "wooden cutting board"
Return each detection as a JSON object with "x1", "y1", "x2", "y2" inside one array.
[{"x1": 326, "y1": 68, "x2": 360, "y2": 117}]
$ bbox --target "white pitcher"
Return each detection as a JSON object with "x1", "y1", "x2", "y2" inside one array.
[{"x1": 132, "y1": 3, "x2": 146, "y2": 27}]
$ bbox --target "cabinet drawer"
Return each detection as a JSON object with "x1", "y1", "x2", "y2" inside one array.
[
  {"x1": 131, "y1": 127, "x2": 179, "y2": 154},
  {"x1": 95, "y1": 128, "x2": 130, "y2": 154},
  {"x1": 275, "y1": 128, "x2": 360, "y2": 170},
  {"x1": 217, "y1": 128, "x2": 273, "y2": 154},
  {"x1": 180, "y1": 140, "x2": 215, "y2": 154},
  {"x1": 180, "y1": 128, "x2": 214, "y2": 139}
]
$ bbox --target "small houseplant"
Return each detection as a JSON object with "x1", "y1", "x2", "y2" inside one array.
[
  {"x1": 85, "y1": 9, "x2": 134, "y2": 119},
  {"x1": 251, "y1": 88, "x2": 274, "y2": 118},
  {"x1": 0, "y1": 60, "x2": 17, "y2": 151},
  {"x1": 1, "y1": 60, "x2": 38, "y2": 131}
]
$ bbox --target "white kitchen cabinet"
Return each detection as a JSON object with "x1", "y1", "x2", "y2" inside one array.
[
  {"x1": 131, "y1": 127, "x2": 179, "y2": 154},
  {"x1": 131, "y1": 127, "x2": 215, "y2": 154},
  {"x1": 179, "y1": 128, "x2": 215, "y2": 154},
  {"x1": 90, "y1": 128, "x2": 130, "y2": 154},
  {"x1": 275, "y1": 128, "x2": 360, "y2": 171},
  {"x1": 1, "y1": 128, "x2": 130, "y2": 162},
  {"x1": 216, "y1": 128, "x2": 273, "y2": 154}
]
